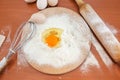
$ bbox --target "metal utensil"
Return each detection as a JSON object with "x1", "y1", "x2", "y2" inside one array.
[{"x1": 0, "y1": 21, "x2": 36, "y2": 72}]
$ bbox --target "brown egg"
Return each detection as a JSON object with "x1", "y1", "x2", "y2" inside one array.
[
  {"x1": 48, "y1": 0, "x2": 58, "y2": 6},
  {"x1": 24, "y1": 0, "x2": 36, "y2": 3}
]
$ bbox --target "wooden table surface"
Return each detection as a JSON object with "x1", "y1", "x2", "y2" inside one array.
[{"x1": 0, "y1": 0, "x2": 120, "y2": 80}]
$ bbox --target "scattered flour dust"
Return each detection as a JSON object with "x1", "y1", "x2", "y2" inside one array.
[
  {"x1": 80, "y1": 34, "x2": 112, "y2": 73},
  {"x1": 106, "y1": 23, "x2": 118, "y2": 35},
  {"x1": 0, "y1": 26, "x2": 11, "y2": 54},
  {"x1": 90, "y1": 23, "x2": 117, "y2": 67},
  {"x1": 80, "y1": 52, "x2": 100, "y2": 72},
  {"x1": 92, "y1": 34, "x2": 113, "y2": 67},
  {"x1": 17, "y1": 50, "x2": 29, "y2": 67},
  {"x1": 0, "y1": 26, "x2": 11, "y2": 43},
  {"x1": 0, "y1": 35, "x2": 5, "y2": 48}
]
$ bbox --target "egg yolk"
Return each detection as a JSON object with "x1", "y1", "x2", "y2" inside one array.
[
  {"x1": 42, "y1": 28, "x2": 63, "y2": 48},
  {"x1": 45, "y1": 34, "x2": 60, "y2": 47}
]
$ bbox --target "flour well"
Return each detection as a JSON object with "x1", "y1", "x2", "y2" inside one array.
[
  {"x1": 0, "y1": 26, "x2": 11, "y2": 43},
  {"x1": 23, "y1": 13, "x2": 91, "y2": 68}
]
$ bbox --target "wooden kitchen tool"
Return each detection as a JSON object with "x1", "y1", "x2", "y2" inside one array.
[{"x1": 75, "y1": 0, "x2": 120, "y2": 64}]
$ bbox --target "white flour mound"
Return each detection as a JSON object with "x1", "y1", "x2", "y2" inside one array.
[{"x1": 23, "y1": 14, "x2": 90, "y2": 68}]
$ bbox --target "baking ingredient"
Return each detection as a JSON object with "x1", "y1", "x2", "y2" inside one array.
[
  {"x1": 80, "y1": 52, "x2": 100, "y2": 72},
  {"x1": 0, "y1": 26, "x2": 11, "y2": 43},
  {"x1": 42, "y1": 28, "x2": 63, "y2": 47},
  {"x1": 0, "y1": 26, "x2": 11, "y2": 52},
  {"x1": 0, "y1": 35, "x2": 5, "y2": 48},
  {"x1": 25, "y1": 0, "x2": 58, "y2": 10},
  {"x1": 37, "y1": 0, "x2": 47, "y2": 10},
  {"x1": 23, "y1": 13, "x2": 90, "y2": 68},
  {"x1": 92, "y1": 34, "x2": 113, "y2": 67},
  {"x1": 17, "y1": 50, "x2": 29, "y2": 67},
  {"x1": 91, "y1": 23, "x2": 118, "y2": 67},
  {"x1": 24, "y1": 0, "x2": 36, "y2": 3},
  {"x1": 106, "y1": 23, "x2": 118, "y2": 35},
  {"x1": 48, "y1": 0, "x2": 58, "y2": 6}
]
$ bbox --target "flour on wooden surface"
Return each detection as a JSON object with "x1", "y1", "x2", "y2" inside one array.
[
  {"x1": 106, "y1": 23, "x2": 118, "y2": 35},
  {"x1": 0, "y1": 26, "x2": 11, "y2": 43},
  {"x1": 23, "y1": 14, "x2": 91, "y2": 68},
  {"x1": 80, "y1": 52, "x2": 100, "y2": 72},
  {"x1": 92, "y1": 34, "x2": 113, "y2": 66},
  {"x1": 95, "y1": 22, "x2": 119, "y2": 50},
  {"x1": 0, "y1": 26, "x2": 11, "y2": 55},
  {"x1": 80, "y1": 25, "x2": 114, "y2": 72},
  {"x1": 17, "y1": 50, "x2": 29, "y2": 67},
  {"x1": 0, "y1": 35, "x2": 5, "y2": 48}
]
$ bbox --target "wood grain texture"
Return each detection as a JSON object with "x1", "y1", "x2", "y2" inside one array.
[{"x1": 0, "y1": 0, "x2": 120, "y2": 80}]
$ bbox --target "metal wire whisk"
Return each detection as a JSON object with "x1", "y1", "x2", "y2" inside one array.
[{"x1": 0, "y1": 21, "x2": 36, "y2": 72}]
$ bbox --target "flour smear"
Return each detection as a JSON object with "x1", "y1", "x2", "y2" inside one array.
[
  {"x1": 92, "y1": 34, "x2": 113, "y2": 67},
  {"x1": 80, "y1": 52, "x2": 100, "y2": 72}
]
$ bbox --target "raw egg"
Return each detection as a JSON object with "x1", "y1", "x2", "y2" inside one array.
[{"x1": 42, "y1": 28, "x2": 63, "y2": 48}]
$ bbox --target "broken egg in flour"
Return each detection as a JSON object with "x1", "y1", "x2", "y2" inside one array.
[
  {"x1": 42, "y1": 28, "x2": 63, "y2": 48},
  {"x1": 22, "y1": 8, "x2": 91, "y2": 74}
]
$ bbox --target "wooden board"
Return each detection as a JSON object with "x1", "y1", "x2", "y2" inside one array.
[{"x1": 23, "y1": 7, "x2": 91, "y2": 74}]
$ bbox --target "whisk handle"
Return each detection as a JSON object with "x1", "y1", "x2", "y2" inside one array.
[
  {"x1": 0, "y1": 49, "x2": 15, "y2": 72},
  {"x1": 0, "y1": 57, "x2": 8, "y2": 72}
]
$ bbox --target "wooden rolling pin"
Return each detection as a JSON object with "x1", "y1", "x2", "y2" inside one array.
[{"x1": 75, "y1": 0, "x2": 120, "y2": 64}]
